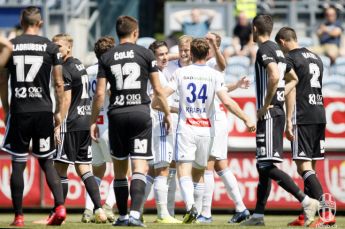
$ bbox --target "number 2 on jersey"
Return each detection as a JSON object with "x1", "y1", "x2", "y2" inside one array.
[
  {"x1": 186, "y1": 83, "x2": 208, "y2": 103},
  {"x1": 111, "y1": 62, "x2": 141, "y2": 90},
  {"x1": 309, "y1": 63, "x2": 321, "y2": 88}
]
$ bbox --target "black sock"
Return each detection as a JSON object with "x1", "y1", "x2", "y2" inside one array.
[
  {"x1": 302, "y1": 170, "x2": 323, "y2": 200},
  {"x1": 38, "y1": 158, "x2": 64, "y2": 206},
  {"x1": 130, "y1": 173, "x2": 146, "y2": 214},
  {"x1": 114, "y1": 179, "x2": 129, "y2": 216},
  {"x1": 81, "y1": 171, "x2": 102, "y2": 209},
  {"x1": 60, "y1": 176, "x2": 69, "y2": 200},
  {"x1": 254, "y1": 163, "x2": 272, "y2": 214},
  {"x1": 268, "y1": 165, "x2": 305, "y2": 202},
  {"x1": 10, "y1": 161, "x2": 26, "y2": 216}
]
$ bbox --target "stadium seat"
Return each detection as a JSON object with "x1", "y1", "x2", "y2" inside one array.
[
  {"x1": 136, "y1": 37, "x2": 156, "y2": 49},
  {"x1": 319, "y1": 55, "x2": 331, "y2": 77},
  {"x1": 298, "y1": 37, "x2": 314, "y2": 48},
  {"x1": 323, "y1": 75, "x2": 345, "y2": 91},
  {"x1": 333, "y1": 56, "x2": 345, "y2": 76},
  {"x1": 225, "y1": 56, "x2": 250, "y2": 82},
  {"x1": 220, "y1": 36, "x2": 232, "y2": 52}
]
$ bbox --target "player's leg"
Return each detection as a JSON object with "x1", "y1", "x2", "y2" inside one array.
[
  {"x1": 191, "y1": 166, "x2": 205, "y2": 216},
  {"x1": 167, "y1": 161, "x2": 177, "y2": 216},
  {"x1": 140, "y1": 163, "x2": 154, "y2": 215},
  {"x1": 198, "y1": 160, "x2": 215, "y2": 222}
]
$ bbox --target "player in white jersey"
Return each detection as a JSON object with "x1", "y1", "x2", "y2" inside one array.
[
  {"x1": 157, "y1": 38, "x2": 256, "y2": 224},
  {"x1": 197, "y1": 33, "x2": 251, "y2": 224},
  {"x1": 81, "y1": 36, "x2": 116, "y2": 223},
  {"x1": 161, "y1": 35, "x2": 193, "y2": 217}
]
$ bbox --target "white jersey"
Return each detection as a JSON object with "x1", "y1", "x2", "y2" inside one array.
[
  {"x1": 87, "y1": 64, "x2": 109, "y2": 131},
  {"x1": 163, "y1": 60, "x2": 181, "y2": 109},
  {"x1": 168, "y1": 64, "x2": 226, "y2": 137},
  {"x1": 152, "y1": 70, "x2": 171, "y2": 136}
]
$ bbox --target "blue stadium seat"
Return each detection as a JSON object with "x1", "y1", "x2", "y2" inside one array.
[
  {"x1": 319, "y1": 55, "x2": 331, "y2": 77},
  {"x1": 136, "y1": 37, "x2": 156, "y2": 49},
  {"x1": 333, "y1": 56, "x2": 345, "y2": 76},
  {"x1": 323, "y1": 75, "x2": 345, "y2": 91},
  {"x1": 298, "y1": 37, "x2": 314, "y2": 48},
  {"x1": 220, "y1": 36, "x2": 232, "y2": 52},
  {"x1": 225, "y1": 56, "x2": 250, "y2": 82}
]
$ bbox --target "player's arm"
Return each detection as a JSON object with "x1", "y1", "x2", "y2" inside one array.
[
  {"x1": 0, "y1": 37, "x2": 12, "y2": 67},
  {"x1": 284, "y1": 68, "x2": 298, "y2": 96},
  {"x1": 90, "y1": 77, "x2": 107, "y2": 142},
  {"x1": 285, "y1": 87, "x2": 296, "y2": 141},
  {"x1": 0, "y1": 69, "x2": 9, "y2": 119},
  {"x1": 53, "y1": 65, "x2": 64, "y2": 120},
  {"x1": 257, "y1": 62, "x2": 279, "y2": 119},
  {"x1": 217, "y1": 90, "x2": 256, "y2": 132},
  {"x1": 168, "y1": 53, "x2": 179, "y2": 61},
  {"x1": 150, "y1": 72, "x2": 172, "y2": 131},
  {"x1": 206, "y1": 33, "x2": 226, "y2": 71},
  {"x1": 225, "y1": 76, "x2": 250, "y2": 92}
]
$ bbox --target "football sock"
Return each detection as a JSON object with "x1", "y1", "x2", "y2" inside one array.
[
  {"x1": 201, "y1": 170, "x2": 214, "y2": 218},
  {"x1": 130, "y1": 173, "x2": 147, "y2": 214},
  {"x1": 154, "y1": 176, "x2": 170, "y2": 218},
  {"x1": 218, "y1": 168, "x2": 246, "y2": 212},
  {"x1": 268, "y1": 165, "x2": 305, "y2": 202},
  {"x1": 81, "y1": 171, "x2": 102, "y2": 209},
  {"x1": 38, "y1": 158, "x2": 64, "y2": 207},
  {"x1": 10, "y1": 161, "x2": 26, "y2": 216},
  {"x1": 179, "y1": 176, "x2": 194, "y2": 211},
  {"x1": 140, "y1": 174, "x2": 153, "y2": 213},
  {"x1": 255, "y1": 163, "x2": 272, "y2": 215},
  {"x1": 167, "y1": 168, "x2": 177, "y2": 216},
  {"x1": 302, "y1": 170, "x2": 323, "y2": 200},
  {"x1": 105, "y1": 179, "x2": 116, "y2": 207},
  {"x1": 114, "y1": 179, "x2": 129, "y2": 216},
  {"x1": 193, "y1": 182, "x2": 205, "y2": 214},
  {"x1": 85, "y1": 176, "x2": 101, "y2": 210},
  {"x1": 60, "y1": 176, "x2": 69, "y2": 200}
]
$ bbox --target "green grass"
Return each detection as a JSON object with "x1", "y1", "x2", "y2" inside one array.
[{"x1": 0, "y1": 213, "x2": 344, "y2": 228}]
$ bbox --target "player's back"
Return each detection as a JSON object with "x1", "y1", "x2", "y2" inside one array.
[
  {"x1": 98, "y1": 43, "x2": 157, "y2": 113},
  {"x1": 286, "y1": 47, "x2": 326, "y2": 124},
  {"x1": 8, "y1": 34, "x2": 61, "y2": 113},
  {"x1": 173, "y1": 64, "x2": 223, "y2": 136}
]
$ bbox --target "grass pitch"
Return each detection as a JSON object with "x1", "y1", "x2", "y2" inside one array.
[{"x1": 0, "y1": 213, "x2": 344, "y2": 228}]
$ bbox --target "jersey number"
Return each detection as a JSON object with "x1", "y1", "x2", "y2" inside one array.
[
  {"x1": 81, "y1": 75, "x2": 89, "y2": 99},
  {"x1": 13, "y1": 55, "x2": 43, "y2": 82},
  {"x1": 309, "y1": 63, "x2": 321, "y2": 88},
  {"x1": 111, "y1": 63, "x2": 141, "y2": 90},
  {"x1": 186, "y1": 83, "x2": 208, "y2": 103}
]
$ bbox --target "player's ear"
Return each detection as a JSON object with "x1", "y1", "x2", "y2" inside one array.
[{"x1": 37, "y1": 20, "x2": 43, "y2": 28}]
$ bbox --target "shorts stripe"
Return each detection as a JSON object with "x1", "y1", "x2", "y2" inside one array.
[
  {"x1": 293, "y1": 125, "x2": 298, "y2": 159},
  {"x1": 2, "y1": 113, "x2": 11, "y2": 146},
  {"x1": 1, "y1": 147, "x2": 29, "y2": 157}
]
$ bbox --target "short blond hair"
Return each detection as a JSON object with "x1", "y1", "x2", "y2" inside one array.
[
  {"x1": 178, "y1": 35, "x2": 193, "y2": 46},
  {"x1": 52, "y1": 33, "x2": 73, "y2": 46}
]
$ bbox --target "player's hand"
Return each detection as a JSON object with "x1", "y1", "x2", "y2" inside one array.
[
  {"x1": 285, "y1": 120, "x2": 294, "y2": 141},
  {"x1": 257, "y1": 105, "x2": 273, "y2": 120},
  {"x1": 205, "y1": 32, "x2": 217, "y2": 47},
  {"x1": 54, "y1": 112, "x2": 62, "y2": 145},
  {"x1": 90, "y1": 123, "x2": 99, "y2": 143},
  {"x1": 236, "y1": 76, "x2": 250, "y2": 89},
  {"x1": 163, "y1": 114, "x2": 172, "y2": 134},
  {"x1": 245, "y1": 119, "x2": 256, "y2": 133}
]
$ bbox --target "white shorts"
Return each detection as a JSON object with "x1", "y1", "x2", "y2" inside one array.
[
  {"x1": 152, "y1": 134, "x2": 174, "y2": 169},
  {"x1": 210, "y1": 120, "x2": 228, "y2": 160},
  {"x1": 92, "y1": 127, "x2": 112, "y2": 166},
  {"x1": 175, "y1": 133, "x2": 213, "y2": 169}
]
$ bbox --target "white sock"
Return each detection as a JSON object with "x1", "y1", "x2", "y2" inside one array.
[
  {"x1": 140, "y1": 175, "x2": 154, "y2": 213},
  {"x1": 167, "y1": 168, "x2": 177, "y2": 216},
  {"x1": 119, "y1": 214, "x2": 129, "y2": 220},
  {"x1": 301, "y1": 195, "x2": 311, "y2": 208},
  {"x1": 252, "y1": 213, "x2": 264, "y2": 218},
  {"x1": 85, "y1": 176, "x2": 101, "y2": 210},
  {"x1": 129, "y1": 210, "x2": 141, "y2": 219},
  {"x1": 193, "y1": 182, "x2": 205, "y2": 214},
  {"x1": 154, "y1": 176, "x2": 170, "y2": 219},
  {"x1": 105, "y1": 179, "x2": 116, "y2": 207},
  {"x1": 201, "y1": 170, "x2": 214, "y2": 218},
  {"x1": 217, "y1": 168, "x2": 246, "y2": 212},
  {"x1": 179, "y1": 176, "x2": 194, "y2": 211}
]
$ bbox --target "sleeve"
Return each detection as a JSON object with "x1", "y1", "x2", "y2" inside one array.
[
  {"x1": 258, "y1": 46, "x2": 276, "y2": 67},
  {"x1": 167, "y1": 70, "x2": 178, "y2": 92},
  {"x1": 215, "y1": 72, "x2": 227, "y2": 92},
  {"x1": 285, "y1": 54, "x2": 293, "y2": 73},
  {"x1": 48, "y1": 42, "x2": 63, "y2": 66},
  {"x1": 97, "y1": 57, "x2": 108, "y2": 79},
  {"x1": 63, "y1": 68, "x2": 72, "y2": 91},
  {"x1": 146, "y1": 49, "x2": 159, "y2": 74}
]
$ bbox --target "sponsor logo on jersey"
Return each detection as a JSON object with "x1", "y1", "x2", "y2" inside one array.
[
  {"x1": 27, "y1": 87, "x2": 43, "y2": 98},
  {"x1": 277, "y1": 91, "x2": 285, "y2": 102},
  {"x1": 126, "y1": 94, "x2": 141, "y2": 105},
  {"x1": 14, "y1": 87, "x2": 43, "y2": 98},
  {"x1": 309, "y1": 93, "x2": 323, "y2": 105},
  {"x1": 75, "y1": 63, "x2": 85, "y2": 71},
  {"x1": 186, "y1": 118, "x2": 211, "y2": 127},
  {"x1": 15, "y1": 87, "x2": 27, "y2": 98},
  {"x1": 77, "y1": 105, "x2": 91, "y2": 116},
  {"x1": 276, "y1": 50, "x2": 285, "y2": 58},
  {"x1": 262, "y1": 54, "x2": 274, "y2": 61},
  {"x1": 299, "y1": 151, "x2": 306, "y2": 156},
  {"x1": 113, "y1": 95, "x2": 125, "y2": 106}
]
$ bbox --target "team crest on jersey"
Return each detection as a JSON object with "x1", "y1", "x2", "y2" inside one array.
[
  {"x1": 39, "y1": 137, "x2": 50, "y2": 152},
  {"x1": 134, "y1": 139, "x2": 148, "y2": 154},
  {"x1": 152, "y1": 60, "x2": 157, "y2": 68}
]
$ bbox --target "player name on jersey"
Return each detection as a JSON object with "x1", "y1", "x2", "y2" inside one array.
[{"x1": 13, "y1": 43, "x2": 47, "y2": 52}]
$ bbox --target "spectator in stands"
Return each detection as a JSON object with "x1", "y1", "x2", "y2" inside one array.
[
  {"x1": 223, "y1": 11, "x2": 257, "y2": 63},
  {"x1": 312, "y1": 6, "x2": 343, "y2": 64},
  {"x1": 174, "y1": 8, "x2": 215, "y2": 38}
]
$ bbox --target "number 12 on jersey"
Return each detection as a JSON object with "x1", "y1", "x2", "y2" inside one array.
[{"x1": 186, "y1": 83, "x2": 208, "y2": 103}]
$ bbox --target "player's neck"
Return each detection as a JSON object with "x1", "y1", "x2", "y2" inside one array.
[
  {"x1": 193, "y1": 59, "x2": 206, "y2": 65},
  {"x1": 178, "y1": 59, "x2": 191, "y2": 67},
  {"x1": 63, "y1": 54, "x2": 73, "y2": 62},
  {"x1": 257, "y1": 35, "x2": 270, "y2": 46},
  {"x1": 24, "y1": 26, "x2": 40, "y2": 36},
  {"x1": 119, "y1": 37, "x2": 135, "y2": 44}
]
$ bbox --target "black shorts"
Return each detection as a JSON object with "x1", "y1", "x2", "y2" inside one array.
[
  {"x1": 256, "y1": 115, "x2": 285, "y2": 163},
  {"x1": 292, "y1": 124, "x2": 325, "y2": 161},
  {"x1": 2, "y1": 112, "x2": 55, "y2": 160},
  {"x1": 54, "y1": 130, "x2": 92, "y2": 164},
  {"x1": 108, "y1": 107, "x2": 152, "y2": 160}
]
